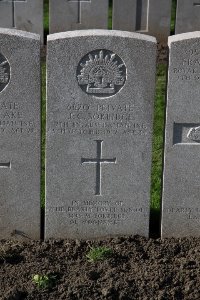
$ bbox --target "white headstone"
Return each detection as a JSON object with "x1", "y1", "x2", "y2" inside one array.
[
  {"x1": 45, "y1": 30, "x2": 157, "y2": 239},
  {"x1": 112, "y1": 0, "x2": 172, "y2": 43},
  {"x1": 0, "y1": 0, "x2": 43, "y2": 43},
  {"x1": 0, "y1": 1, "x2": 13, "y2": 28},
  {"x1": 49, "y1": 0, "x2": 109, "y2": 34},
  {"x1": 112, "y1": 0, "x2": 137, "y2": 32},
  {"x1": 147, "y1": 0, "x2": 172, "y2": 43},
  {"x1": 0, "y1": 28, "x2": 41, "y2": 240},
  {"x1": 162, "y1": 32, "x2": 200, "y2": 238},
  {"x1": 176, "y1": 0, "x2": 200, "y2": 34}
]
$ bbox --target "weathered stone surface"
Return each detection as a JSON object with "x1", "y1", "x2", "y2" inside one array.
[
  {"x1": 112, "y1": 0, "x2": 137, "y2": 31},
  {"x1": 112, "y1": 0, "x2": 171, "y2": 43},
  {"x1": 46, "y1": 30, "x2": 157, "y2": 239},
  {"x1": 147, "y1": 0, "x2": 172, "y2": 43},
  {"x1": 176, "y1": 0, "x2": 200, "y2": 34},
  {"x1": 0, "y1": 0, "x2": 43, "y2": 43},
  {"x1": 162, "y1": 32, "x2": 200, "y2": 238},
  {"x1": 0, "y1": 28, "x2": 41, "y2": 240},
  {"x1": 0, "y1": 1, "x2": 13, "y2": 28},
  {"x1": 49, "y1": 0, "x2": 108, "y2": 33}
]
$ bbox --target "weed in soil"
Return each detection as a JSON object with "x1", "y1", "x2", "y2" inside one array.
[
  {"x1": 32, "y1": 274, "x2": 57, "y2": 289},
  {"x1": 1, "y1": 236, "x2": 200, "y2": 299},
  {"x1": 86, "y1": 246, "x2": 113, "y2": 263}
]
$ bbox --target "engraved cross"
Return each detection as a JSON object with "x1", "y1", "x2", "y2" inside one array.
[
  {"x1": 67, "y1": 0, "x2": 91, "y2": 24},
  {"x1": 81, "y1": 140, "x2": 116, "y2": 196},
  {"x1": 0, "y1": 0, "x2": 27, "y2": 28}
]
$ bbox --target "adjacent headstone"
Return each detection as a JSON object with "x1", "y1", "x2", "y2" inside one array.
[
  {"x1": 147, "y1": 0, "x2": 172, "y2": 43},
  {"x1": 0, "y1": 28, "x2": 41, "y2": 240},
  {"x1": 112, "y1": 0, "x2": 172, "y2": 43},
  {"x1": 49, "y1": 0, "x2": 109, "y2": 34},
  {"x1": 46, "y1": 30, "x2": 157, "y2": 239},
  {"x1": 112, "y1": 0, "x2": 137, "y2": 32},
  {"x1": 175, "y1": 0, "x2": 200, "y2": 34},
  {"x1": 0, "y1": 0, "x2": 43, "y2": 43},
  {"x1": 162, "y1": 32, "x2": 200, "y2": 238}
]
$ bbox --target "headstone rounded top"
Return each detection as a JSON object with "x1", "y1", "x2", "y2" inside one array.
[
  {"x1": 168, "y1": 31, "x2": 200, "y2": 46},
  {"x1": 47, "y1": 29, "x2": 157, "y2": 44},
  {"x1": 0, "y1": 28, "x2": 40, "y2": 41}
]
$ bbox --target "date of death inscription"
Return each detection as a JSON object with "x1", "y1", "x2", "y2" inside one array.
[
  {"x1": 0, "y1": 102, "x2": 35, "y2": 134},
  {"x1": 47, "y1": 200, "x2": 148, "y2": 226},
  {"x1": 49, "y1": 103, "x2": 150, "y2": 136}
]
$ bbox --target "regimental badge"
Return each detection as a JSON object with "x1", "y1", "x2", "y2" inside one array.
[
  {"x1": 0, "y1": 53, "x2": 10, "y2": 93},
  {"x1": 187, "y1": 126, "x2": 200, "y2": 142},
  {"x1": 77, "y1": 49, "x2": 126, "y2": 98}
]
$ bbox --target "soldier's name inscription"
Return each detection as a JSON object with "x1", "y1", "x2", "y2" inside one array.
[{"x1": 50, "y1": 102, "x2": 149, "y2": 136}]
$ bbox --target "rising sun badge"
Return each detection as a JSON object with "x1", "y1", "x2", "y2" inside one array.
[
  {"x1": 187, "y1": 126, "x2": 200, "y2": 142},
  {"x1": 0, "y1": 53, "x2": 10, "y2": 93},
  {"x1": 77, "y1": 49, "x2": 126, "y2": 98}
]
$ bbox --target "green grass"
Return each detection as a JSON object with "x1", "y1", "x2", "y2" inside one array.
[
  {"x1": 86, "y1": 246, "x2": 113, "y2": 262},
  {"x1": 171, "y1": 0, "x2": 177, "y2": 34},
  {"x1": 33, "y1": 274, "x2": 57, "y2": 289},
  {"x1": 151, "y1": 65, "x2": 167, "y2": 211},
  {"x1": 44, "y1": 0, "x2": 49, "y2": 36},
  {"x1": 108, "y1": 0, "x2": 112, "y2": 29}
]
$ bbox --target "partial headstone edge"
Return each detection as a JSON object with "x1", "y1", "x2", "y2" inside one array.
[
  {"x1": 0, "y1": 27, "x2": 40, "y2": 41},
  {"x1": 168, "y1": 31, "x2": 200, "y2": 47},
  {"x1": 47, "y1": 29, "x2": 157, "y2": 44}
]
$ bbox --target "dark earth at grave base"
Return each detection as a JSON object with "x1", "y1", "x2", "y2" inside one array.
[{"x1": 0, "y1": 235, "x2": 200, "y2": 300}]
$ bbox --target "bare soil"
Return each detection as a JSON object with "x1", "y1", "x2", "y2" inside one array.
[
  {"x1": 1, "y1": 235, "x2": 200, "y2": 300},
  {"x1": 157, "y1": 43, "x2": 168, "y2": 64}
]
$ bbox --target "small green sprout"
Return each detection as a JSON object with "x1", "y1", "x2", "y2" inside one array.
[
  {"x1": 32, "y1": 274, "x2": 57, "y2": 289},
  {"x1": 86, "y1": 246, "x2": 113, "y2": 262}
]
